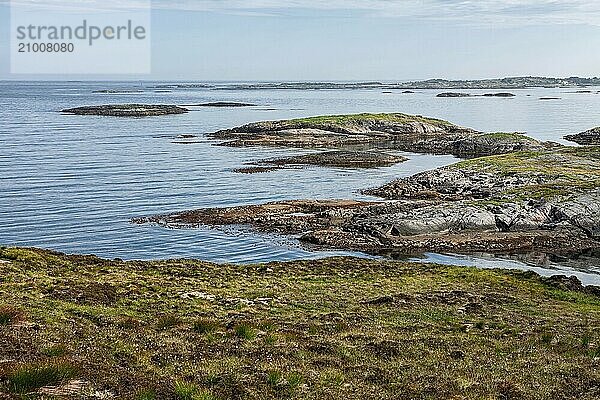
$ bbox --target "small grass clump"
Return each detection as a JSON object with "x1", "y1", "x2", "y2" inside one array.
[
  {"x1": 0, "y1": 305, "x2": 24, "y2": 326},
  {"x1": 7, "y1": 360, "x2": 78, "y2": 393},
  {"x1": 174, "y1": 381, "x2": 199, "y2": 400},
  {"x1": 156, "y1": 314, "x2": 183, "y2": 330},
  {"x1": 193, "y1": 318, "x2": 220, "y2": 334},
  {"x1": 174, "y1": 381, "x2": 218, "y2": 400},
  {"x1": 234, "y1": 323, "x2": 256, "y2": 340},
  {"x1": 287, "y1": 372, "x2": 303, "y2": 391},
  {"x1": 136, "y1": 388, "x2": 157, "y2": 400},
  {"x1": 40, "y1": 344, "x2": 68, "y2": 357},
  {"x1": 267, "y1": 370, "x2": 282, "y2": 387}
]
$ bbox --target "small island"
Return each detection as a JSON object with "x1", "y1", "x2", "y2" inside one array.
[
  {"x1": 61, "y1": 104, "x2": 189, "y2": 117},
  {"x1": 136, "y1": 112, "x2": 599, "y2": 260}
]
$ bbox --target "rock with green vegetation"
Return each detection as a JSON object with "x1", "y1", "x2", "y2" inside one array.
[
  {"x1": 209, "y1": 113, "x2": 551, "y2": 158},
  {"x1": 565, "y1": 127, "x2": 600, "y2": 145},
  {"x1": 61, "y1": 104, "x2": 188, "y2": 117},
  {"x1": 136, "y1": 147, "x2": 600, "y2": 256},
  {"x1": 0, "y1": 247, "x2": 599, "y2": 399}
]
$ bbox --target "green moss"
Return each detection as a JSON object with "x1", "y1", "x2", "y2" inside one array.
[
  {"x1": 478, "y1": 132, "x2": 537, "y2": 142},
  {"x1": 456, "y1": 146, "x2": 600, "y2": 202},
  {"x1": 290, "y1": 113, "x2": 454, "y2": 127}
]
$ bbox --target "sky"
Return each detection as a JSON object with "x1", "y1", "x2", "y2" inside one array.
[{"x1": 0, "y1": 0, "x2": 599, "y2": 80}]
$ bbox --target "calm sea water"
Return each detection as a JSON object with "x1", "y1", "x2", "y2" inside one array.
[{"x1": 1, "y1": 81, "x2": 599, "y2": 283}]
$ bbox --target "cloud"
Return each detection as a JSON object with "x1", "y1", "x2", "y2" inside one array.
[{"x1": 3, "y1": 0, "x2": 600, "y2": 25}]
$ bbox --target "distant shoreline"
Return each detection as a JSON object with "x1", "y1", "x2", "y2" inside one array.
[{"x1": 2, "y1": 76, "x2": 600, "y2": 90}]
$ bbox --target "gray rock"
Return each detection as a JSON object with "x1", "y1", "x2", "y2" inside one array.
[{"x1": 565, "y1": 127, "x2": 600, "y2": 145}]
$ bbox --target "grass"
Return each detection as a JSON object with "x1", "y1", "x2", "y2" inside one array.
[
  {"x1": 174, "y1": 381, "x2": 220, "y2": 400},
  {"x1": 289, "y1": 113, "x2": 455, "y2": 128},
  {"x1": 6, "y1": 360, "x2": 78, "y2": 394},
  {"x1": 0, "y1": 247, "x2": 599, "y2": 399},
  {"x1": 0, "y1": 305, "x2": 24, "y2": 326},
  {"x1": 193, "y1": 318, "x2": 220, "y2": 334},
  {"x1": 40, "y1": 344, "x2": 68, "y2": 357},
  {"x1": 174, "y1": 381, "x2": 200, "y2": 399},
  {"x1": 156, "y1": 314, "x2": 183, "y2": 330},
  {"x1": 478, "y1": 131, "x2": 538, "y2": 142},
  {"x1": 234, "y1": 323, "x2": 257, "y2": 340},
  {"x1": 136, "y1": 388, "x2": 157, "y2": 400}
]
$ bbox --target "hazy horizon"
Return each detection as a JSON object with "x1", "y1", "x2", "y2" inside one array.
[{"x1": 1, "y1": 1, "x2": 599, "y2": 80}]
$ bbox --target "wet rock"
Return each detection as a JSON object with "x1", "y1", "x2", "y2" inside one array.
[
  {"x1": 61, "y1": 104, "x2": 188, "y2": 117},
  {"x1": 134, "y1": 146, "x2": 600, "y2": 257},
  {"x1": 260, "y1": 151, "x2": 407, "y2": 169},
  {"x1": 565, "y1": 127, "x2": 600, "y2": 145}
]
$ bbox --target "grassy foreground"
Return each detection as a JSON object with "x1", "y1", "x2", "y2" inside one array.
[{"x1": 0, "y1": 247, "x2": 599, "y2": 400}]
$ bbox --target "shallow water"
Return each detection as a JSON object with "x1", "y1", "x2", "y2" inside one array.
[{"x1": 1, "y1": 81, "x2": 599, "y2": 284}]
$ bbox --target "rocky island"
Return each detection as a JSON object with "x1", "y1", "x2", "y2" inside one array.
[
  {"x1": 61, "y1": 104, "x2": 189, "y2": 117},
  {"x1": 182, "y1": 102, "x2": 258, "y2": 107},
  {"x1": 209, "y1": 113, "x2": 551, "y2": 158}
]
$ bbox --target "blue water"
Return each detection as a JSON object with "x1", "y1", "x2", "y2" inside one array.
[{"x1": 1, "y1": 81, "x2": 599, "y2": 284}]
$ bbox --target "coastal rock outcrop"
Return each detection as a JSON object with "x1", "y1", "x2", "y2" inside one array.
[
  {"x1": 565, "y1": 127, "x2": 600, "y2": 145},
  {"x1": 235, "y1": 150, "x2": 408, "y2": 173},
  {"x1": 134, "y1": 146, "x2": 600, "y2": 257}
]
